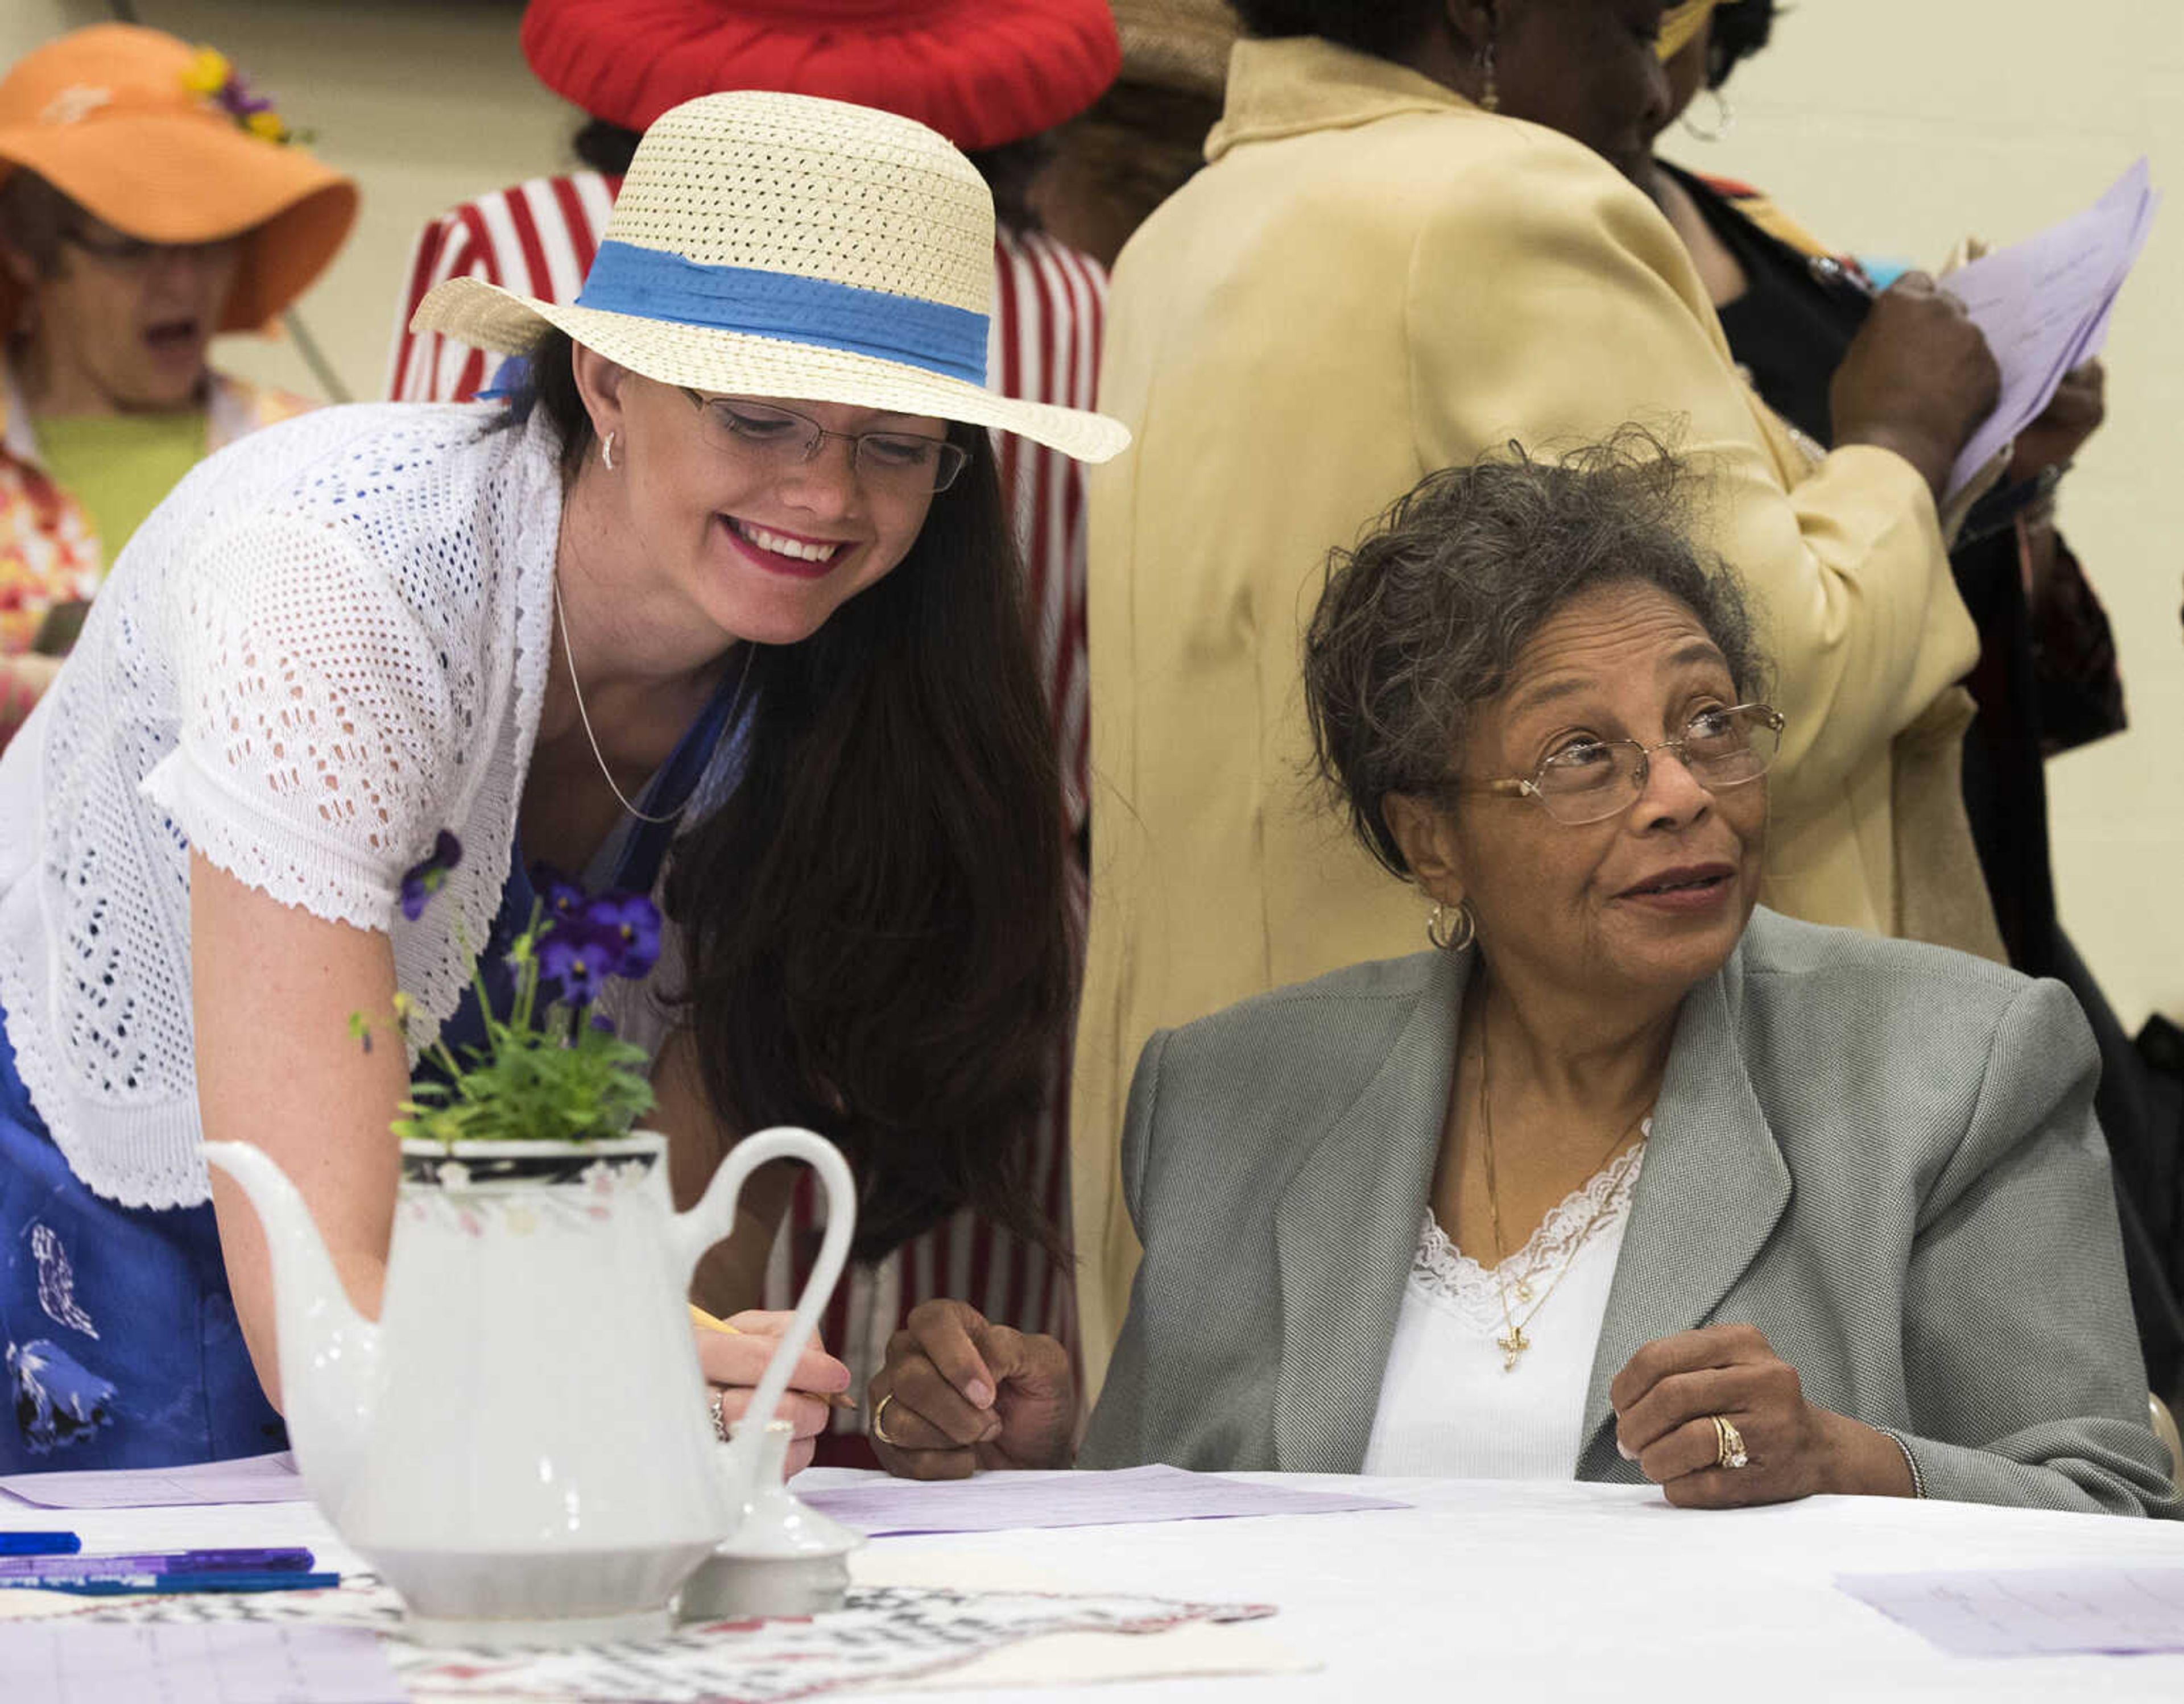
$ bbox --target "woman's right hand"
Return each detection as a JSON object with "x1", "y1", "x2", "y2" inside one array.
[
  {"x1": 1830, "y1": 272, "x2": 2001, "y2": 501},
  {"x1": 695, "y1": 1309, "x2": 851, "y2": 1478},
  {"x1": 868, "y1": 1300, "x2": 1076, "y2": 1479}
]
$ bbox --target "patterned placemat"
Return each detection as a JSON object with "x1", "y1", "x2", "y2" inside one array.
[{"x1": 13, "y1": 1576, "x2": 1278, "y2": 1702}]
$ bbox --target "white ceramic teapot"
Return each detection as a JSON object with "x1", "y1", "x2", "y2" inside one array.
[{"x1": 203, "y1": 1125, "x2": 853, "y2": 1646}]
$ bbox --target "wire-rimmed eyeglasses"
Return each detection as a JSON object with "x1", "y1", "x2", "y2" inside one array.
[
  {"x1": 678, "y1": 390, "x2": 967, "y2": 494},
  {"x1": 1450, "y1": 703, "x2": 1785, "y2": 826},
  {"x1": 61, "y1": 225, "x2": 241, "y2": 274}
]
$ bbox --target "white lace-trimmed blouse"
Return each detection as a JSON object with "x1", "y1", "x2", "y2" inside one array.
[
  {"x1": 1362, "y1": 1132, "x2": 1648, "y2": 1478},
  {"x1": 0, "y1": 403, "x2": 597, "y2": 1209}
]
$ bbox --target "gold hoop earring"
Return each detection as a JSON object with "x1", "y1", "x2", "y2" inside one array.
[
  {"x1": 1427, "y1": 900, "x2": 1476, "y2": 953},
  {"x1": 1478, "y1": 40, "x2": 1500, "y2": 114},
  {"x1": 600, "y1": 431, "x2": 617, "y2": 472}
]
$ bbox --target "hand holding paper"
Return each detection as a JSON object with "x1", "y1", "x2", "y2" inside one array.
[
  {"x1": 1938, "y1": 159, "x2": 2157, "y2": 498},
  {"x1": 1829, "y1": 271, "x2": 2001, "y2": 501},
  {"x1": 2006, "y1": 358, "x2": 2105, "y2": 482}
]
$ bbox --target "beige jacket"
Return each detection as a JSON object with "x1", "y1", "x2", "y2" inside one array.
[{"x1": 1073, "y1": 38, "x2": 1995, "y2": 1390}]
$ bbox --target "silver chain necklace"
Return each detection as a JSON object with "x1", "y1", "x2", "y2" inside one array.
[{"x1": 550, "y1": 572, "x2": 747, "y2": 826}]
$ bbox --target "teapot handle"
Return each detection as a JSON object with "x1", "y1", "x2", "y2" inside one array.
[{"x1": 669, "y1": 1126, "x2": 857, "y2": 1479}]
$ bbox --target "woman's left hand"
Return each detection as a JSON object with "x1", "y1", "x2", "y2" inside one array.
[
  {"x1": 2008, "y1": 359, "x2": 2106, "y2": 481},
  {"x1": 1610, "y1": 1323, "x2": 1914, "y2": 1507}
]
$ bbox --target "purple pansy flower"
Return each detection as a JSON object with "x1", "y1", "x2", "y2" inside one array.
[
  {"x1": 532, "y1": 863, "x2": 586, "y2": 923},
  {"x1": 398, "y1": 830, "x2": 463, "y2": 922},
  {"x1": 582, "y1": 891, "x2": 662, "y2": 980},
  {"x1": 536, "y1": 921, "x2": 619, "y2": 1005}
]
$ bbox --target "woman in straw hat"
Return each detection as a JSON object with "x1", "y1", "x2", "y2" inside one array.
[
  {"x1": 0, "y1": 24, "x2": 355, "y2": 755},
  {"x1": 388, "y1": 0, "x2": 1124, "y2": 1467},
  {"x1": 0, "y1": 89, "x2": 1124, "y2": 1473}
]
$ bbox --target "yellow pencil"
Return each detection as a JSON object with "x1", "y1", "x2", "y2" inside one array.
[{"x1": 690, "y1": 1303, "x2": 858, "y2": 1408}]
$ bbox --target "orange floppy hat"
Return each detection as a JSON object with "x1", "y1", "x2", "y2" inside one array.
[{"x1": 0, "y1": 23, "x2": 357, "y2": 333}]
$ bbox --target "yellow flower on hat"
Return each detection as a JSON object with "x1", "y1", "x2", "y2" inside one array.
[
  {"x1": 180, "y1": 46, "x2": 230, "y2": 97},
  {"x1": 246, "y1": 110, "x2": 284, "y2": 141}
]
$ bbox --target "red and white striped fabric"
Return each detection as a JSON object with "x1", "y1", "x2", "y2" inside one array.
[
  {"x1": 385, "y1": 172, "x2": 622, "y2": 406},
  {"x1": 386, "y1": 179, "x2": 1106, "y2": 1457}
]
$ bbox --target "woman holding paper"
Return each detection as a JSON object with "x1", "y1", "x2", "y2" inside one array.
[
  {"x1": 1069, "y1": 0, "x2": 2011, "y2": 1381},
  {"x1": 871, "y1": 439, "x2": 2178, "y2": 1518},
  {"x1": 1640, "y1": 0, "x2": 2182, "y2": 1399}
]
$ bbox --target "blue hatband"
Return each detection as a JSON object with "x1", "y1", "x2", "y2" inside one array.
[{"x1": 575, "y1": 241, "x2": 987, "y2": 386}]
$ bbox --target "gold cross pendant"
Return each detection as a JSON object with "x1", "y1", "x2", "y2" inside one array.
[{"x1": 1497, "y1": 1324, "x2": 1529, "y2": 1370}]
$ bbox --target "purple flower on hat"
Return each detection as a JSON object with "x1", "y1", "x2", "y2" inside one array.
[
  {"x1": 399, "y1": 830, "x2": 463, "y2": 922},
  {"x1": 181, "y1": 45, "x2": 308, "y2": 146}
]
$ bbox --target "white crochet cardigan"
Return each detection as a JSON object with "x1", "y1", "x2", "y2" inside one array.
[{"x1": 0, "y1": 402, "x2": 565, "y2": 1209}]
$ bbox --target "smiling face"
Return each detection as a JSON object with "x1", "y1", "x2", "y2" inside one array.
[
  {"x1": 578, "y1": 357, "x2": 944, "y2": 648},
  {"x1": 3, "y1": 209, "x2": 240, "y2": 415},
  {"x1": 1391, "y1": 580, "x2": 1767, "y2": 1010},
  {"x1": 1496, "y1": 0, "x2": 1677, "y2": 185}
]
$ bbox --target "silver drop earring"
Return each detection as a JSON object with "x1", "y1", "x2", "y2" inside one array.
[{"x1": 600, "y1": 430, "x2": 617, "y2": 471}]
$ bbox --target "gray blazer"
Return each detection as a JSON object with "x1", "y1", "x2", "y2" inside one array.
[{"x1": 1081, "y1": 908, "x2": 2179, "y2": 1516}]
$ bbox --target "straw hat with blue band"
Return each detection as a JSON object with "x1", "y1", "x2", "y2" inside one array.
[{"x1": 411, "y1": 90, "x2": 1130, "y2": 465}]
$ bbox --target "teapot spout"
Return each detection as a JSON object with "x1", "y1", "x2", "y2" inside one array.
[{"x1": 202, "y1": 1141, "x2": 380, "y2": 1517}]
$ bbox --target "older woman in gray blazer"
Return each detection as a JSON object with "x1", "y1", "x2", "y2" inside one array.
[{"x1": 869, "y1": 439, "x2": 2177, "y2": 1516}]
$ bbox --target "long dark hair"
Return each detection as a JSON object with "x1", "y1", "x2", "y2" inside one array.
[{"x1": 516, "y1": 332, "x2": 1070, "y2": 1262}]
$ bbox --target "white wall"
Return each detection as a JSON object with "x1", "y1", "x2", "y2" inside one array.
[
  {"x1": 1666, "y1": 0, "x2": 2183, "y2": 1031},
  {"x1": 7, "y1": 0, "x2": 2182, "y2": 1027}
]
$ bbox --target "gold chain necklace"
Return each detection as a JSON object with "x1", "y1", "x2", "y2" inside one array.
[{"x1": 1476, "y1": 998, "x2": 1650, "y2": 1372}]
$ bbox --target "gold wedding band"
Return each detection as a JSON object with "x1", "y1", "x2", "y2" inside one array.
[
  {"x1": 871, "y1": 1390, "x2": 903, "y2": 1447},
  {"x1": 1714, "y1": 1414, "x2": 1749, "y2": 1470}
]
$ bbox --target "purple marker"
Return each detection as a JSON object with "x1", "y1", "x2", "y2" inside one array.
[{"x1": 0, "y1": 1546, "x2": 313, "y2": 1577}]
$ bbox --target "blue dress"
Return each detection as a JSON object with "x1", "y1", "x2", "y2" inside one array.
[{"x1": 0, "y1": 675, "x2": 744, "y2": 1473}]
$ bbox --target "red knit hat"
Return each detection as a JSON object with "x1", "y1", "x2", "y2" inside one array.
[{"x1": 520, "y1": 0, "x2": 1120, "y2": 151}]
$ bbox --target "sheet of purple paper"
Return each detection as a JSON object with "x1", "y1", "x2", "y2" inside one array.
[
  {"x1": 0, "y1": 1453, "x2": 302, "y2": 1510},
  {"x1": 2066, "y1": 179, "x2": 2160, "y2": 369},
  {"x1": 1836, "y1": 1563, "x2": 2184, "y2": 1657},
  {"x1": 1939, "y1": 159, "x2": 2155, "y2": 499},
  {"x1": 0, "y1": 1622, "x2": 405, "y2": 1704},
  {"x1": 801, "y1": 1464, "x2": 1410, "y2": 1537}
]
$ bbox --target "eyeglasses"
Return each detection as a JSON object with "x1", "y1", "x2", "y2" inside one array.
[
  {"x1": 678, "y1": 391, "x2": 968, "y2": 494},
  {"x1": 62, "y1": 227, "x2": 241, "y2": 274},
  {"x1": 1457, "y1": 703, "x2": 1785, "y2": 826}
]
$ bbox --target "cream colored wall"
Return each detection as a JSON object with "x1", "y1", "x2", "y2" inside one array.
[
  {"x1": 1665, "y1": 0, "x2": 2182, "y2": 1029},
  {"x1": 6, "y1": 1, "x2": 2180, "y2": 1024}
]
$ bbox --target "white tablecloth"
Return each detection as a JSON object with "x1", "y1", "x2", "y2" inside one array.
[{"x1": 9, "y1": 1470, "x2": 2184, "y2": 1701}]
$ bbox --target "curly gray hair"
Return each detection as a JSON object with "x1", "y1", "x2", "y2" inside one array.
[{"x1": 1302, "y1": 432, "x2": 1771, "y2": 878}]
